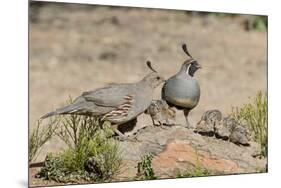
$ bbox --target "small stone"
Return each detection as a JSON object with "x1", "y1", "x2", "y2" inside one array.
[{"x1": 178, "y1": 157, "x2": 184, "y2": 162}]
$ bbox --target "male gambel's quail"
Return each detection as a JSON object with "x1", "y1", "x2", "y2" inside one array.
[
  {"x1": 162, "y1": 44, "x2": 202, "y2": 128},
  {"x1": 41, "y1": 61, "x2": 165, "y2": 140}
]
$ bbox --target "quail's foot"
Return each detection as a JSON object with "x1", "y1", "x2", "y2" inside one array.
[
  {"x1": 165, "y1": 119, "x2": 175, "y2": 127},
  {"x1": 159, "y1": 124, "x2": 169, "y2": 130},
  {"x1": 116, "y1": 135, "x2": 139, "y2": 142},
  {"x1": 153, "y1": 122, "x2": 170, "y2": 130},
  {"x1": 114, "y1": 129, "x2": 139, "y2": 142}
]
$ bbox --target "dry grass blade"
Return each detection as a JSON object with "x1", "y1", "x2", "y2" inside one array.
[{"x1": 29, "y1": 117, "x2": 60, "y2": 162}]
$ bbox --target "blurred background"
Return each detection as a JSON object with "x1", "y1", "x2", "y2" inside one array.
[{"x1": 29, "y1": 2, "x2": 267, "y2": 161}]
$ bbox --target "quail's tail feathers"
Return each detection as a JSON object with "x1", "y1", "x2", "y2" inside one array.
[
  {"x1": 41, "y1": 111, "x2": 57, "y2": 119},
  {"x1": 41, "y1": 102, "x2": 85, "y2": 119}
]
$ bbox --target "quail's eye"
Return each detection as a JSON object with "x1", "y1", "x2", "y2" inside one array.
[{"x1": 156, "y1": 76, "x2": 160, "y2": 80}]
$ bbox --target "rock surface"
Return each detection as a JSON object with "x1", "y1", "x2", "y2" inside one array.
[{"x1": 117, "y1": 125, "x2": 266, "y2": 179}]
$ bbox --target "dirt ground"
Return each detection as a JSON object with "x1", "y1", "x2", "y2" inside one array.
[{"x1": 29, "y1": 2, "x2": 267, "y2": 186}]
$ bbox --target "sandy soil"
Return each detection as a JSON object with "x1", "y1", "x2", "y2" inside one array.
[{"x1": 29, "y1": 3, "x2": 267, "y2": 185}]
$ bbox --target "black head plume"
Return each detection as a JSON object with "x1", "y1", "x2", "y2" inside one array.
[
  {"x1": 146, "y1": 61, "x2": 157, "y2": 72},
  {"x1": 182, "y1": 43, "x2": 193, "y2": 58}
]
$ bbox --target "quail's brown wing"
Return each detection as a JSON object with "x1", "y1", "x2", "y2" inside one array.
[
  {"x1": 82, "y1": 84, "x2": 135, "y2": 122},
  {"x1": 82, "y1": 84, "x2": 134, "y2": 107}
]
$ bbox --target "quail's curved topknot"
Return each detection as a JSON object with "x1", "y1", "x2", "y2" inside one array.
[
  {"x1": 146, "y1": 60, "x2": 157, "y2": 72},
  {"x1": 182, "y1": 43, "x2": 193, "y2": 58}
]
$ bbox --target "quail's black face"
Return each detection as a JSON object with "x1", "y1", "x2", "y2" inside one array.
[{"x1": 183, "y1": 60, "x2": 202, "y2": 77}]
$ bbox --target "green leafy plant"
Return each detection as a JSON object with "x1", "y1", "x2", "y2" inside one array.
[
  {"x1": 136, "y1": 153, "x2": 156, "y2": 180},
  {"x1": 231, "y1": 91, "x2": 268, "y2": 156},
  {"x1": 244, "y1": 16, "x2": 267, "y2": 32},
  {"x1": 31, "y1": 97, "x2": 122, "y2": 182},
  {"x1": 252, "y1": 16, "x2": 267, "y2": 32},
  {"x1": 37, "y1": 117, "x2": 122, "y2": 182},
  {"x1": 177, "y1": 165, "x2": 212, "y2": 178},
  {"x1": 202, "y1": 13, "x2": 267, "y2": 32}
]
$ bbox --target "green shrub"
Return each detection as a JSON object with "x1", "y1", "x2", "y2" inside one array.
[
  {"x1": 231, "y1": 91, "x2": 268, "y2": 156},
  {"x1": 136, "y1": 153, "x2": 156, "y2": 180},
  {"x1": 252, "y1": 16, "x2": 267, "y2": 32},
  {"x1": 32, "y1": 97, "x2": 122, "y2": 182},
  {"x1": 177, "y1": 165, "x2": 212, "y2": 178},
  {"x1": 202, "y1": 13, "x2": 267, "y2": 32},
  {"x1": 37, "y1": 118, "x2": 122, "y2": 182}
]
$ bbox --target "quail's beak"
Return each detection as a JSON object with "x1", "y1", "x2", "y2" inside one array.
[{"x1": 196, "y1": 64, "x2": 202, "y2": 69}]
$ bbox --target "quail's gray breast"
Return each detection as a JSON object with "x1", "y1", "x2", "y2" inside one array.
[{"x1": 163, "y1": 76, "x2": 200, "y2": 109}]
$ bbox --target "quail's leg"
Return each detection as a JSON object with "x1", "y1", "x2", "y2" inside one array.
[
  {"x1": 183, "y1": 109, "x2": 194, "y2": 129},
  {"x1": 151, "y1": 116, "x2": 162, "y2": 127},
  {"x1": 151, "y1": 117, "x2": 156, "y2": 126}
]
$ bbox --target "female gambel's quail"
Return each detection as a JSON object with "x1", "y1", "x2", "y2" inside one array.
[
  {"x1": 41, "y1": 61, "x2": 165, "y2": 140},
  {"x1": 162, "y1": 43, "x2": 202, "y2": 128}
]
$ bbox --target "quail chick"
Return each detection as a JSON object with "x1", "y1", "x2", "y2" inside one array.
[
  {"x1": 229, "y1": 124, "x2": 251, "y2": 146},
  {"x1": 220, "y1": 116, "x2": 251, "y2": 145},
  {"x1": 195, "y1": 109, "x2": 222, "y2": 136},
  {"x1": 214, "y1": 116, "x2": 234, "y2": 140},
  {"x1": 215, "y1": 122, "x2": 231, "y2": 140},
  {"x1": 202, "y1": 110, "x2": 222, "y2": 126},
  {"x1": 145, "y1": 99, "x2": 176, "y2": 127},
  {"x1": 195, "y1": 111, "x2": 252, "y2": 145},
  {"x1": 41, "y1": 61, "x2": 165, "y2": 140},
  {"x1": 222, "y1": 116, "x2": 237, "y2": 130},
  {"x1": 162, "y1": 44, "x2": 202, "y2": 129}
]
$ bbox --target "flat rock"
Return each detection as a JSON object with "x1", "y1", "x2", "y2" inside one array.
[{"x1": 117, "y1": 125, "x2": 266, "y2": 179}]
